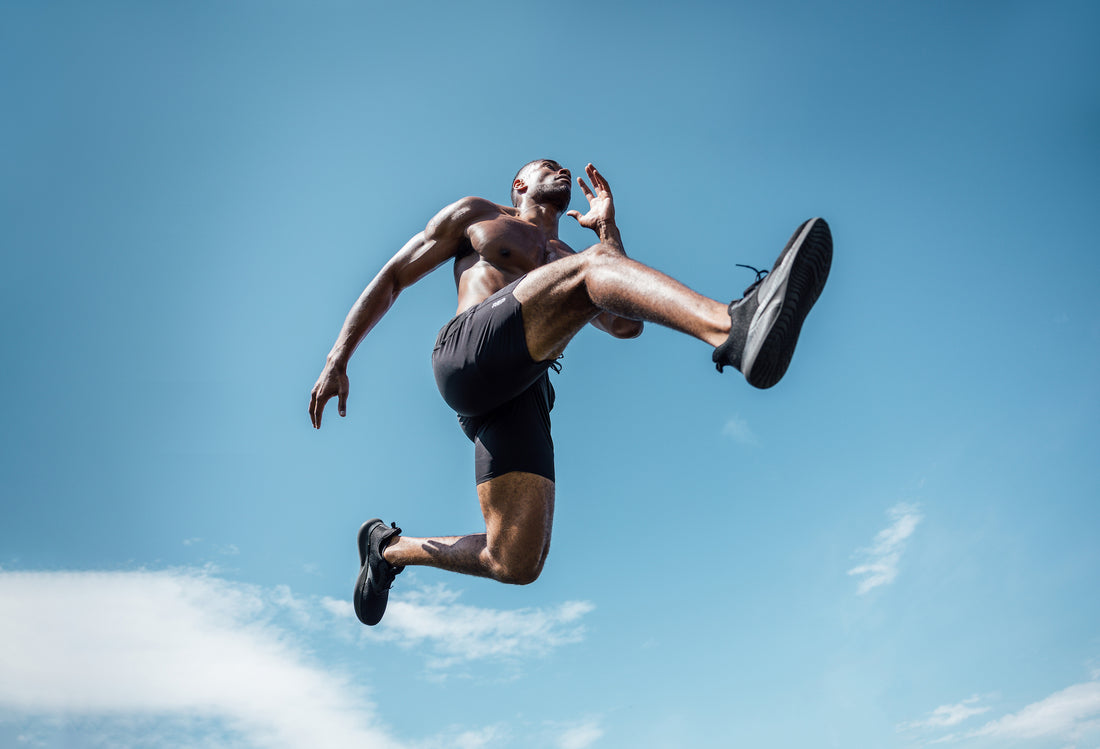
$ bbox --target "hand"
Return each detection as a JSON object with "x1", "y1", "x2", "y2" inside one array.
[
  {"x1": 566, "y1": 163, "x2": 616, "y2": 233},
  {"x1": 309, "y1": 359, "x2": 349, "y2": 428}
]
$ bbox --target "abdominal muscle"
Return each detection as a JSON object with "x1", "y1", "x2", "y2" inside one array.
[{"x1": 453, "y1": 255, "x2": 529, "y2": 315}]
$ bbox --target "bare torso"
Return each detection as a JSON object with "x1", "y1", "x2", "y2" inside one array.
[
  {"x1": 450, "y1": 202, "x2": 575, "y2": 314},
  {"x1": 308, "y1": 161, "x2": 648, "y2": 433}
]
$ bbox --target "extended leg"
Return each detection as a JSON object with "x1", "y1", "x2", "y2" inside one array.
[
  {"x1": 513, "y1": 242, "x2": 732, "y2": 362},
  {"x1": 515, "y1": 218, "x2": 832, "y2": 388}
]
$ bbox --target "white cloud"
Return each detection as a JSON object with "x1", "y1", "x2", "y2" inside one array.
[
  {"x1": 900, "y1": 696, "x2": 991, "y2": 730},
  {"x1": 180, "y1": 538, "x2": 239, "y2": 556},
  {"x1": 0, "y1": 569, "x2": 595, "y2": 748},
  {"x1": 557, "y1": 718, "x2": 604, "y2": 749},
  {"x1": 970, "y1": 681, "x2": 1100, "y2": 741},
  {"x1": 327, "y1": 583, "x2": 595, "y2": 671},
  {"x1": 847, "y1": 502, "x2": 922, "y2": 594},
  {"x1": 721, "y1": 415, "x2": 758, "y2": 445},
  {"x1": 413, "y1": 723, "x2": 509, "y2": 749},
  {"x1": 1088, "y1": 658, "x2": 1100, "y2": 681},
  {"x1": 0, "y1": 569, "x2": 403, "y2": 749},
  {"x1": 908, "y1": 682, "x2": 1100, "y2": 747}
]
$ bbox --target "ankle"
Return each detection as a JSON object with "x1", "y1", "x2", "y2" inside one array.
[
  {"x1": 704, "y1": 321, "x2": 731, "y2": 348},
  {"x1": 703, "y1": 301, "x2": 733, "y2": 348},
  {"x1": 381, "y1": 536, "x2": 402, "y2": 565}
]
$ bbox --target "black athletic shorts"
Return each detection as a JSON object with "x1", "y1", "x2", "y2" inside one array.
[{"x1": 432, "y1": 278, "x2": 556, "y2": 484}]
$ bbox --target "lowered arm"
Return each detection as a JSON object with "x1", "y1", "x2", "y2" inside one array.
[{"x1": 309, "y1": 197, "x2": 493, "y2": 427}]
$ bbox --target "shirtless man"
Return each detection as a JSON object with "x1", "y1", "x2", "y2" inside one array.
[{"x1": 309, "y1": 161, "x2": 831, "y2": 625}]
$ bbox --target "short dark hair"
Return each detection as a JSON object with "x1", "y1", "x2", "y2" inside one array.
[{"x1": 510, "y1": 159, "x2": 558, "y2": 207}]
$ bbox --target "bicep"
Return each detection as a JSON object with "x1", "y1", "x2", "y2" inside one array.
[
  {"x1": 386, "y1": 231, "x2": 454, "y2": 291},
  {"x1": 386, "y1": 199, "x2": 487, "y2": 290}
]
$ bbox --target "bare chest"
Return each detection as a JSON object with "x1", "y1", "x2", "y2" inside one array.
[{"x1": 465, "y1": 214, "x2": 563, "y2": 270}]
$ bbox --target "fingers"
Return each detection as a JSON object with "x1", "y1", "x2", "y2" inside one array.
[
  {"x1": 577, "y1": 177, "x2": 594, "y2": 201},
  {"x1": 566, "y1": 210, "x2": 581, "y2": 222},
  {"x1": 310, "y1": 369, "x2": 349, "y2": 428},
  {"x1": 586, "y1": 163, "x2": 612, "y2": 196},
  {"x1": 309, "y1": 388, "x2": 324, "y2": 429}
]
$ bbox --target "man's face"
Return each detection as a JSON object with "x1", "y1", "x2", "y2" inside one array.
[{"x1": 518, "y1": 160, "x2": 572, "y2": 213}]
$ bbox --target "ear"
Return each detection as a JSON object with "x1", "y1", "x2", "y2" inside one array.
[{"x1": 513, "y1": 178, "x2": 527, "y2": 195}]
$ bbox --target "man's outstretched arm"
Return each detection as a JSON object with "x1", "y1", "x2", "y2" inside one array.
[{"x1": 309, "y1": 198, "x2": 492, "y2": 428}]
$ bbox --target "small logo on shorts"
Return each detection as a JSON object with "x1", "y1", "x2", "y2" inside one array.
[{"x1": 491, "y1": 298, "x2": 507, "y2": 308}]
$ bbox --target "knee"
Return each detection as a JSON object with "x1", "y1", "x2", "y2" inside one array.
[
  {"x1": 489, "y1": 556, "x2": 544, "y2": 586},
  {"x1": 582, "y1": 242, "x2": 625, "y2": 265},
  {"x1": 578, "y1": 243, "x2": 629, "y2": 290}
]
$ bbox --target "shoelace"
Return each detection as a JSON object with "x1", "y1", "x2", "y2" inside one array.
[{"x1": 736, "y1": 263, "x2": 769, "y2": 296}]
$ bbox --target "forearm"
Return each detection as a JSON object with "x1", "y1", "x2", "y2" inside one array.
[
  {"x1": 595, "y1": 219, "x2": 624, "y2": 251},
  {"x1": 591, "y1": 217, "x2": 636, "y2": 335},
  {"x1": 326, "y1": 267, "x2": 399, "y2": 368}
]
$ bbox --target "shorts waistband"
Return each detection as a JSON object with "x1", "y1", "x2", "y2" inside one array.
[{"x1": 434, "y1": 275, "x2": 527, "y2": 348}]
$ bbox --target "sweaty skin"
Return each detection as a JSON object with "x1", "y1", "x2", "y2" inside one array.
[
  {"x1": 311, "y1": 160, "x2": 731, "y2": 587},
  {"x1": 309, "y1": 161, "x2": 645, "y2": 428}
]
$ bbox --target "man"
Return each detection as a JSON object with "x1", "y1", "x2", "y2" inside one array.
[{"x1": 309, "y1": 161, "x2": 831, "y2": 625}]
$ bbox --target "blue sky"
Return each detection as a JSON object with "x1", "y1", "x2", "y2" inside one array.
[{"x1": 2, "y1": 1, "x2": 1099, "y2": 747}]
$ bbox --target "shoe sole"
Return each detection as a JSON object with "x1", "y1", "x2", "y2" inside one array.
[
  {"x1": 354, "y1": 518, "x2": 383, "y2": 625},
  {"x1": 741, "y1": 218, "x2": 832, "y2": 389}
]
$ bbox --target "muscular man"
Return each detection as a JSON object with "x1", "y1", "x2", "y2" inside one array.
[{"x1": 309, "y1": 161, "x2": 831, "y2": 625}]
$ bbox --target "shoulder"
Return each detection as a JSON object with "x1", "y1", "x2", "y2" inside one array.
[{"x1": 427, "y1": 197, "x2": 509, "y2": 234}]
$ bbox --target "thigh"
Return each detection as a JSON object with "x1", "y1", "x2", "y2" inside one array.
[
  {"x1": 470, "y1": 375, "x2": 555, "y2": 484},
  {"x1": 513, "y1": 248, "x2": 604, "y2": 362},
  {"x1": 477, "y1": 471, "x2": 555, "y2": 571},
  {"x1": 434, "y1": 285, "x2": 553, "y2": 417}
]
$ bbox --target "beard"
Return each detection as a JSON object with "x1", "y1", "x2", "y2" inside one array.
[{"x1": 527, "y1": 179, "x2": 572, "y2": 213}]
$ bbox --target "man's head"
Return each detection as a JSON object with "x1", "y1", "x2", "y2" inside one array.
[{"x1": 511, "y1": 159, "x2": 572, "y2": 213}]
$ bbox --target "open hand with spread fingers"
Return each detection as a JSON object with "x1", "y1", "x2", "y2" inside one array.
[{"x1": 566, "y1": 163, "x2": 616, "y2": 232}]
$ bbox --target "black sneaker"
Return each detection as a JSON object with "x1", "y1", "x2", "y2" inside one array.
[
  {"x1": 713, "y1": 218, "x2": 832, "y2": 389},
  {"x1": 354, "y1": 519, "x2": 404, "y2": 626}
]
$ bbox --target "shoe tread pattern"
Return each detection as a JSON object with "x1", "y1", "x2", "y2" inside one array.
[{"x1": 747, "y1": 219, "x2": 832, "y2": 389}]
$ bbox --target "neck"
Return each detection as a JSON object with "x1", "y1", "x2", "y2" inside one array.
[{"x1": 518, "y1": 202, "x2": 562, "y2": 238}]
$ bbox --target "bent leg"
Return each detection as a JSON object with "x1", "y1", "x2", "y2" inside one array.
[
  {"x1": 513, "y1": 243, "x2": 731, "y2": 362},
  {"x1": 383, "y1": 471, "x2": 554, "y2": 585}
]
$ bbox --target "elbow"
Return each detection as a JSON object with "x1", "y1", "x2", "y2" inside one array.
[{"x1": 376, "y1": 264, "x2": 405, "y2": 302}]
